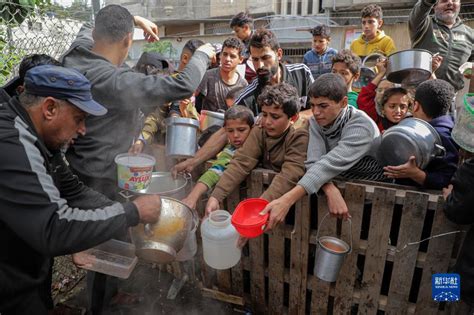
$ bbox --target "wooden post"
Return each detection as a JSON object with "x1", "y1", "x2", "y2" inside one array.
[
  {"x1": 358, "y1": 187, "x2": 396, "y2": 315},
  {"x1": 333, "y1": 184, "x2": 366, "y2": 314}
]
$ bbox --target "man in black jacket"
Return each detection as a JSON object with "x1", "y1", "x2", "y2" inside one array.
[
  {"x1": 443, "y1": 125, "x2": 474, "y2": 314},
  {"x1": 0, "y1": 65, "x2": 161, "y2": 315}
]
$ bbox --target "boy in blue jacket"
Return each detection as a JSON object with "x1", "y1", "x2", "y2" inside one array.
[{"x1": 383, "y1": 79, "x2": 458, "y2": 189}]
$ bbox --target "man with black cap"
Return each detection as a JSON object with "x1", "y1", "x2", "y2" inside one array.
[{"x1": 0, "y1": 65, "x2": 161, "y2": 315}]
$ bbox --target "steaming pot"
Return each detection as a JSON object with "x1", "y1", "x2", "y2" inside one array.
[
  {"x1": 130, "y1": 172, "x2": 191, "y2": 200},
  {"x1": 131, "y1": 197, "x2": 195, "y2": 264}
]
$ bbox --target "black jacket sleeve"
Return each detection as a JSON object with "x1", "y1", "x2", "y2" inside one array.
[
  {"x1": 51, "y1": 152, "x2": 114, "y2": 209},
  {"x1": 0, "y1": 129, "x2": 139, "y2": 257},
  {"x1": 443, "y1": 158, "x2": 474, "y2": 225}
]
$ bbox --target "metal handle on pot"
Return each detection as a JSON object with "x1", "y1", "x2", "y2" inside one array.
[
  {"x1": 144, "y1": 223, "x2": 154, "y2": 237},
  {"x1": 433, "y1": 144, "x2": 446, "y2": 159},
  {"x1": 316, "y1": 213, "x2": 353, "y2": 254}
]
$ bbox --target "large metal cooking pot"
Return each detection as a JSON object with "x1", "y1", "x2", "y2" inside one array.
[
  {"x1": 131, "y1": 172, "x2": 191, "y2": 200},
  {"x1": 200, "y1": 110, "x2": 225, "y2": 131},
  {"x1": 387, "y1": 49, "x2": 432, "y2": 85},
  {"x1": 377, "y1": 118, "x2": 446, "y2": 169},
  {"x1": 131, "y1": 197, "x2": 194, "y2": 264}
]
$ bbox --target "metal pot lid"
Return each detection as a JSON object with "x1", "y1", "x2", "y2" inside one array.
[{"x1": 378, "y1": 131, "x2": 425, "y2": 168}]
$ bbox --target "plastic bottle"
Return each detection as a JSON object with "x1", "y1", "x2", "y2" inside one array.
[{"x1": 201, "y1": 210, "x2": 241, "y2": 269}]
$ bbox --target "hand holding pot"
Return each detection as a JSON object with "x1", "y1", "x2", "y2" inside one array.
[
  {"x1": 383, "y1": 156, "x2": 427, "y2": 185},
  {"x1": 133, "y1": 195, "x2": 161, "y2": 224},
  {"x1": 172, "y1": 158, "x2": 195, "y2": 178},
  {"x1": 375, "y1": 57, "x2": 387, "y2": 76}
]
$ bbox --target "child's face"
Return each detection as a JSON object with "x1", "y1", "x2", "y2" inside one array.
[
  {"x1": 220, "y1": 46, "x2": 243, "y2": 73},
  {"x1": 382, "y1": 93, "x2": 410, "y2": 124},
  {"x1": 225, "y1": 118, "x2": 251, "y2": 148},
  {"x1": 332, "y1": 62, "x2": 358, "y2": 87},
  {"x1": 312, "y1": 36, "x2": 329, "y2": 54},
  {"x1": 361, "y1": 17, "x2": 382, "y2": 40},
  {"x1": 310, "y1": 96, "x2": 347, "y2": 127},
  {"x1": 375, "y1": 80, "x2": 395, "y2": 104},
  {"x1": 261, "y1": 105, "x2": 292, "y2": 138}
]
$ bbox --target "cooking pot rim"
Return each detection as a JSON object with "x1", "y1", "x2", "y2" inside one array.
[
  {"x1": 129, "y1": 172, "x2": 188, "y2": 196},
  {"x1": 201, "y1": 110, "x2": 225, "y2": 118},
  {"x1": 396, "y1": 117, "x2": 442, "y2": 144},
  {"x1": 379, "y1": 130, "x2": 426, "y2": 167},
  {"x1": 165, "y1": 116, "x2": 200, "y2": 127},
  {"x1": 387, "y1": 48, "x2": 433, "y2": 58}
]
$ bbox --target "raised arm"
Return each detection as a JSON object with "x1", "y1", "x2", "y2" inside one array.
[{"x1": 409, "y1": 0, "x2": 436, "y2": 46}]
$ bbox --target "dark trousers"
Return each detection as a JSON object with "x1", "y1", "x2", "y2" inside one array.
[
  {"x1": 72, "y1": 172, "x2": 121, "y2": 315},
  {"x1": 1, "y1": 289, "x2": 48, "y2": 315}
]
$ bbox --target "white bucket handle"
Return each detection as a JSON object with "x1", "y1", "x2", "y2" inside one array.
[{"x1": 316, "y1": 213, "x2": 352, "y2": 254}]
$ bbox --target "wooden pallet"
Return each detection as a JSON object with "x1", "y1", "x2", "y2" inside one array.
[{"x1": 197, "y1": 169, "x2": 461, "y2": 314}]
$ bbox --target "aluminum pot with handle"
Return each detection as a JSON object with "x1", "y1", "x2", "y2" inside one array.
[
  {"x1": 377, "y1": 117, "x2": 446, "y2": 169},
  {"x1": 130, "y1": 197, "x2": 194, "y2": 264},
  {"x1": 386, "y1": 49, "x2": 432, "y2": 85},
  {"x1": 200, "y1": 110, "x2": 225, "y2": 131},
  {"x1": 165, "y1": 117, "x2": 199, "y2": 158}
]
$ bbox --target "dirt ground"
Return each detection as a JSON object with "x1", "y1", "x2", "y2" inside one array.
[{"x1": 53, "y1": 257, "x2": 246, "y2": 315}]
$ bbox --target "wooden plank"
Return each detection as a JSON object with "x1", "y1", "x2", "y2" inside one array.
[
  {"x1": 358, "y1": 187, "x2": 396, "y2": 315},
  {"x1": 201, "y1": 288, "x2": 245, "y2": 306},
  {"x1": 311, "y1": 192, "x2": 337, "y2": 315},
  {"x1": 289, "y1": 196, "x2": 310, "y2": 315},
  {"x1": 385, "y1": 191, "x2": 429, "y2": 314},
  {"x1": 268, "y1": 227, "x2": 285, "y2": 314},
  {"x1": 248, "y1": 171, "x2": 266, "y2": 314},
  {"x1": 226, "y1": 188, "x2": 244, "y2": 296},
  {"x1": 333, "y1": 183, "x2": 365, "y2": 314},
  {"x1": 216, "y1": 269, "x2": 232, "y2": 294},
  {"x1": 415, "y1": 196, "x2": 458, "y2": 315}
]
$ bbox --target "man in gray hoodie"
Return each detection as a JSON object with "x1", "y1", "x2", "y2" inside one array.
[
  {"x1": 61, "y1": 4, "x2": 215, "y2": 200},
  {"x1": 61, "y1": 5, "x2": 214, "y2": 313}
]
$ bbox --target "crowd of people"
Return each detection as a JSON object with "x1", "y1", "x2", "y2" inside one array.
[{"x1": 0, "y1": 0, "x2": 473, "y2": 314}]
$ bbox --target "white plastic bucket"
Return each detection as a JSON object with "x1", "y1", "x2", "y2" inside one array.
[{"x1": 115, "y1": 153, "x2": 155, "y2": 191}]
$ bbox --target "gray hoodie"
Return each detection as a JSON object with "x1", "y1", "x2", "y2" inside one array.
[{"x1": 61, "y1": 25, "x2": 210, "y2": 183}]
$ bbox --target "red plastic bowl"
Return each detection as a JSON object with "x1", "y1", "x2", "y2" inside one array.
[{"x1": 231, "y1": 198, "x2": 269, "y2": 238}]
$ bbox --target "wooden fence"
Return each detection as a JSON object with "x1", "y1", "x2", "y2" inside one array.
[{"x1": 196, "y1": 169, "x2": 462, "y2": 315}]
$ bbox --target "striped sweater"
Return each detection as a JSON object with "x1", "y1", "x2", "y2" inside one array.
[{"x1": 298, "y1": 106, "x2": 381, "y2": 194}]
